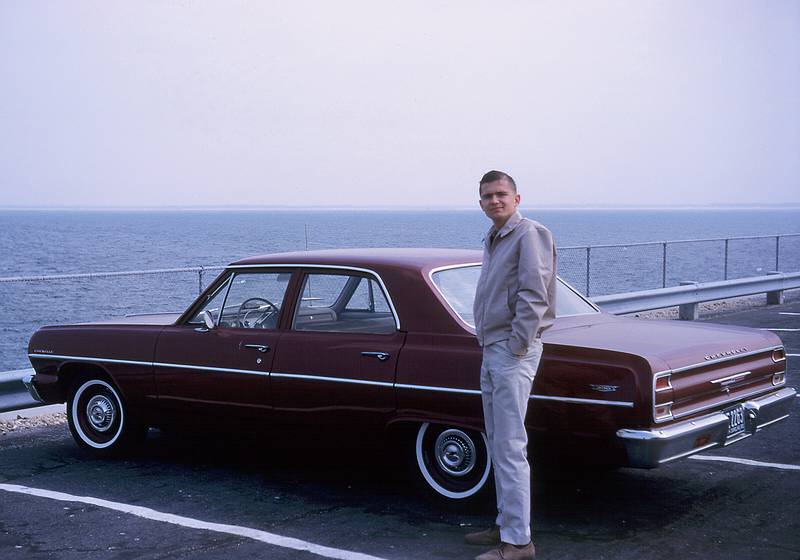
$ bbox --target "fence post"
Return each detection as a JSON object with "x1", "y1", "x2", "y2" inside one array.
[
  {"x1": 776, "y1": 235, "x2": 780, "y2": 272},
  {"x1": 586, "y1": 247, "x2": 591, "y2": 297},
  {"x1": 724, "y1": 238, "x2": 729, "y2": 280},
  {"x1": 767, "y1": 271, "x2": 785, "y2": 304},
  {"x1": 678, "y1": 281, "x2": 699, "y2": 320},
  {"x1": 198, "y1": 267, "x2": 204, "y2": 295},
  {"x1": 662, "y1": 242, "x2": 667, "y2": 288}
]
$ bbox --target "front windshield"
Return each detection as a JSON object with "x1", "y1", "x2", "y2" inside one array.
[{"x1": 431, "y1": 265, "x2": 598, "y2": 328}]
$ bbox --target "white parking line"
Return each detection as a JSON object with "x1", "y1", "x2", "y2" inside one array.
[
  {"x1": 690, "y1": 455, "x2": 800, "y2": 471},
  {"x1": 787, "y1": 353, "x2": 800, "y2": 357},
  {"x1": 0, "y1": 483, "x2": 388, "y2": 560},
  {"x1": 761, "y1": 328, "x2": 800, "y2": 332},
  {"x1": 778, "y1": 312, "x2": 800, "y2": 316}
]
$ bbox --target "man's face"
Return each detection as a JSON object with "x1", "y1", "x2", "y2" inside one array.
[{"x1": 479, "y1": 179, "x2": 520, "y2": 227}]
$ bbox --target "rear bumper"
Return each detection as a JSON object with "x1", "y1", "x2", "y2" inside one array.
[{"x1": 617, "y1": 386, "x2": 796, "y2": 468}]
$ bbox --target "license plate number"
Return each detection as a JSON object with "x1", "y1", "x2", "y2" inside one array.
[{"x1": 724, "y1": 405, "x2": 745, "y2": 437}]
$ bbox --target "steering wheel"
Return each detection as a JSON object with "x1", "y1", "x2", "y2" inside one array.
[{"x1": 237, "y1": 297, "x2": 279, "y2": 328}]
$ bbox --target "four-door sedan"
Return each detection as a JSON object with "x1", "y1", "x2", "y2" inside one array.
[{"x1": 25, "y1": 249, "x2": 796, "y2": 499}]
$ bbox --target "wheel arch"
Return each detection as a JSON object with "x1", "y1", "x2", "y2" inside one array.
[{"x1": 58, "y1": 362, "x2": 115, "y2": 399}]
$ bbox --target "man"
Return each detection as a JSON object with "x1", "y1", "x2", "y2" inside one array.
[{"x1": 466, "y1": 170, "x2": 557, "y2": 560}]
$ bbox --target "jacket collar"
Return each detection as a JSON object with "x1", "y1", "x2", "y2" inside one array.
[{"x1": 485, "y1": 210, "x2": 524, "y2": 241}]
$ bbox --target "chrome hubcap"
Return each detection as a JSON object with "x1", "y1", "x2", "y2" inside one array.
[
  {"x1": 86, "y1": 395, "x2": 115, "y2": 432},
  {"x1": 434, "y1": 429, "x2": 476, "y2": 477}
]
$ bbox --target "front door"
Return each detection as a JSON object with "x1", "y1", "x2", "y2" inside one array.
[{"x1": 154, "y1": 269, "x2": 294, "y2": 421}]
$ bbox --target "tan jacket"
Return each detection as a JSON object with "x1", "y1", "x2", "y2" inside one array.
[{"x1": 473, "y1": 211, "x2": 557, "y2": 355}]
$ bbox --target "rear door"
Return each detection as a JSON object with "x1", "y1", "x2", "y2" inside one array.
[{"x1": 271, "y1": 269, "x2": 405, "y2": 426}]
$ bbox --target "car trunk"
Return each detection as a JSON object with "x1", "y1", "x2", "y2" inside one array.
[{"x1": 546, "y1": 314, "x2": 786, "y2": 425}]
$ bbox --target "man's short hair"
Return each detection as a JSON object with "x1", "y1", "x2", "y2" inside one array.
[{"x1": 479, "y1": 170, "x2": 517, "y2": 193}]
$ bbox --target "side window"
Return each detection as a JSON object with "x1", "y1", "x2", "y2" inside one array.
[
  {"x1": 293, "y1": 273, "x2": 396, "y2": 334},
  {"x1": 218, "y1": 271, "x2": 292, "y2": 329},
  {"x1": 187, "y1": 277, "x2": 231, "y2": 325},
  {"x1": 345, "y1": 277, "x2": 390, "y2": 313}
]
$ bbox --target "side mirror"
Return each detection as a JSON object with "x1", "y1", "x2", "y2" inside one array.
[{"x1": 195, "y1": 310, "x2": 216, "y2": 332}]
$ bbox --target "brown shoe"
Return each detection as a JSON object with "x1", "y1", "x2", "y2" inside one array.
[
  {"x1": 475, "y1": 541, "x2": 535, "y2": 560},
  {"x1": 464, "y1": 525, "x2": 501, "y2": 546}
]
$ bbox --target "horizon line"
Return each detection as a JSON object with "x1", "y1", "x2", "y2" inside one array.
[{"x1": 3, "y1": 203, "x2": 800, "y2": 211}]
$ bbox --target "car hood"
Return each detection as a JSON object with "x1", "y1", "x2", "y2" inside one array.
[
  {"x1": 546, "y1": 313, "x2": 780, "y2": 371},
  {"x1": 77, "y1": 312, "x2": 181, "y2": 326}
]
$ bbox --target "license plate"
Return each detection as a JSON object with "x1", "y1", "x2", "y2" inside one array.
[{"x1": 724, "y1": 404, "x2": 745, "y2": 437}]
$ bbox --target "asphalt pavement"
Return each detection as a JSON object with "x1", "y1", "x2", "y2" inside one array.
[{"x1": 1, "y1": 301, "x2": 798, "y2": 560}]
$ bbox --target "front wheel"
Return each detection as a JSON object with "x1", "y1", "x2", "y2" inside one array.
[
  {"x1": 67, "y1": 378, "x2": 146, "y2": 455},
  {"x1": 415, "y1": 423, "x2": 492, "y2": 500}
]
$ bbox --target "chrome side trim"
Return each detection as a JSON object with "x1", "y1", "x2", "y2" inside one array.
[
  {"x1": 225, "y1": 263, "x2": 402, "y2": 330},
  {"x1": 153, "y1": 362, "x2": 269, "y2": 377},
  {"x1": 530, "y1": 394, "x2": 634, "y2": 407},
  {"x1": 395, "y1": 383, "x2": 481, "y2": 395},
  {"x1": 271, "y1": 372, "x2": 394, "y2": 388},
  {"x1": 28, "y1": 353, "x2": 152, "y2": 367},
  {"x1": 27, "y1": 353, "x2": 269, "y2": 377}
]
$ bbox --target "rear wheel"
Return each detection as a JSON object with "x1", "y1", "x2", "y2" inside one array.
[
  {"x1": 67, "y1": 377, "x2": 146, "y2": 455},
  {"x1": 415, "y1": 422, "x2": 492, "y2": 500}
]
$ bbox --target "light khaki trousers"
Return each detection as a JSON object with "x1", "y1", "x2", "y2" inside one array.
[{"x1": 480, "y1": 338, "x2": 543, "y2": 546}]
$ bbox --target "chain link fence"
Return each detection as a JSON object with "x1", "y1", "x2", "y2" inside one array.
[
  {"x1": 1, "y1": 233, "x2": 798, "y2": 370},
  {"x1": 558, "y1": 234, "x2": 800, "y2": 297}
]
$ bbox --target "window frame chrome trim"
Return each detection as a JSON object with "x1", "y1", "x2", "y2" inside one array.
[{"x1": 226, "y1": 264, "x2": 401, "y2": 331}]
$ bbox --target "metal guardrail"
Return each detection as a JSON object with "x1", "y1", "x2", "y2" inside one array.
[
  {"x1": 0, "y1": 368, "x2": 39, "y2": 414},
  {"x1": 593, "y1": 271, "x2": 800, "y2": 316}
]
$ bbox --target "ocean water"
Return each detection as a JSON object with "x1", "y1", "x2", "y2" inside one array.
[{"x1": 1, "y1": 208, "x2": 799, "y2": 370}]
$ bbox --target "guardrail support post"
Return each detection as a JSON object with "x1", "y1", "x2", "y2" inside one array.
[
  {"x1": 678, "y1": 281, "x2": 699, "y2": 320},
  {"x1": 767, "y1": 271, "x2": 784, "y2": 305}
]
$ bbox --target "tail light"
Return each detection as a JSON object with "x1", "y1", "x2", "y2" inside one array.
[
  {"x1": 773, "y1": 372, "x2": 786, "y2": 386},
  {"x1": 772, "y1": 348, "x2": 786, "y2": 363},
  {"x1": 654, "y1": 372, "x2": 674, "y2": 422},
  {"x1": 654, "y1": 402, "x2": 674, "y2": 421}
]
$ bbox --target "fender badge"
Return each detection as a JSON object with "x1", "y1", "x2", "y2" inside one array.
[{"x1": 589, "y1": 384, "x2": 619, "y2": 393}]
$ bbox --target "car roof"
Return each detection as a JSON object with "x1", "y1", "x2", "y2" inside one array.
[{"x1": 229, "y1": 248, "x2": 482, "y2": 271}]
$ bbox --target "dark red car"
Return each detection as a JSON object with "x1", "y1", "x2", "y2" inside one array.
[{"x1": 25, "y1": 249, "x2": 795, "y2": 499}]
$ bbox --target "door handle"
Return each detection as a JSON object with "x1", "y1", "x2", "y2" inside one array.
[
  {"x1": 361, "y1": 351, "x2": 390, "y2": 362},
  {"x1": 242, "y1": 343, "x2": 270, "y2": 353}
]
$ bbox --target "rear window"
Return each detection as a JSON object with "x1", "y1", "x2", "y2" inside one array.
[{"x1": 431, "y1": 265, "x2": 598, "y2": 327}]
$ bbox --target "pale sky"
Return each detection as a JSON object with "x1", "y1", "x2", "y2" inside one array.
[{"x1": 1, "y1": 1, "x2": 798, "y2": 208}]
